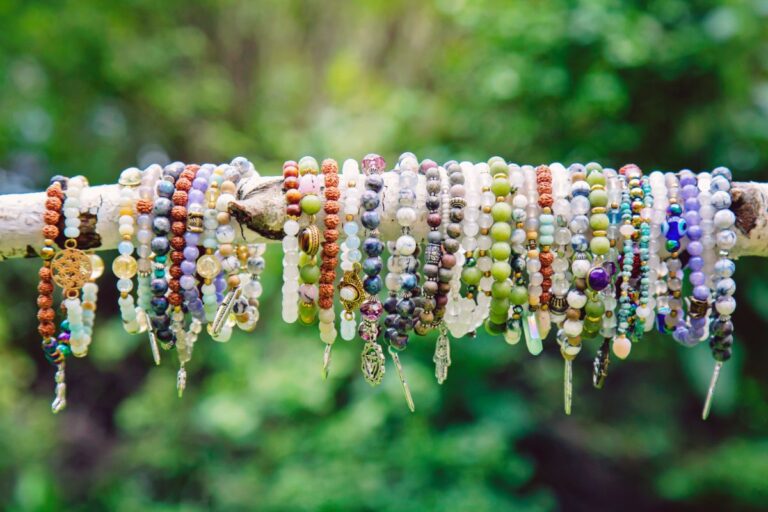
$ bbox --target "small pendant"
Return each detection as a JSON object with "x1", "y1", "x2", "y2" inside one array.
[
  {"x1": 523, "y1": 308, "x2": 543, "y2": 355},
  {"x1": 389, "y1": 347, "x2": 415, "y2": 412},
  {"x1": 177, "y1": 365, "x2": 187, "y2": 398},
  {"x1": 433, "y1": 328, "x2": 451, "y2": 385},
  {"x1": 593, "y1": 338, "x2": 611, "y2": 389},
  {"x1": 142, "y1": 310, "x2": 161, "y2": 366},
  {"x1": 212, "y1": 287, "x2": 242, "y2": 336},
  {"x1": 361, "y1": 341, "x2": 385, "y2": 385},
  {"x1": 702, "y1": 361, "x2": 723, "y2": 420},
  {"x1": 51, "y1": 363, "x2": 67, "y2": 414},
  {"x1": 322, "y1": 344, "x2": 332, "y2": 381},
  {"x1": 564, "y1": 358, "x2": 573, "y2": 415}
]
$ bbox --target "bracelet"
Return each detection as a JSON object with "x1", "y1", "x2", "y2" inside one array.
[
  {"x1": 281, "y1": 160, "x2": 301, "y2": 324},
  {"x1": 357, "y1": 153, "x2": 386, "y2": 386},
  {"x1": 485, "y1": 157, "x2": 512, "y2": 336},
  {"x1": 507, "y1": 163, "x2": 528, "y2": 345},
  {"x1": 536, "y1": 164, "x2": 554, "y2": 332},
  {"x1": 339, "y1": 158, "x2": 362, "y2": 341},
  {"x1": 149, "y1": 162, "x2": 182, "y2": 349},
  {"x1": 297, "y1": 156, "x2": 322, "y2": 326},
  {"x1": 703, "y1": 166, "x2": 737, "y2": 419},
  {"x1": 135, "y1": 164, "x2": 162, "y2": 363},
  {"x1": 115, "y1": 167, "x2": 142, "y2": 335},
  {"x1": 319, "y1": 158, "x2": 340, "y2": 376},
  {"x1": 39, "y1": 177, "x2": 70, "y2": 412},
  {"x1": 417, "y1": 158, "x2": 442, "y2": 336}
]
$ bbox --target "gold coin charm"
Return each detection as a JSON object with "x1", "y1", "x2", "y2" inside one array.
[{"x1": 51, "y1": 240, "x2": 92, "y2": 294}]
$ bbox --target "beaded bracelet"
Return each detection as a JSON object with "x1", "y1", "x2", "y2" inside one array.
[
  {"x1": 297, "y1": 156, "x2": 322, "y2": 326},
  {"x1": 521, "y1": 164, "x2": 544, "y2": 354},
  {"x1": 417, "y1": 159, "x2": 442, "y2": 337},
  {"x1": 231, "y1": 157, "x2": 266, "y2": 333},
  {"x1": 115, "y1": 167, "x2": 142, "y2": 336},
  {"x1": 39, "y1": 177, "x2": 71, "y2": 412},
  {"x1": 385, "y1": 152, "x2": 420, "y2": 411},
  {"x1": 674, "y1": 170, "x2": 709, "y2": 345},
  {"x1": 281, "y1": 160, "x2": 302, "y2": 324},
  {"x1": 485, "y1": 157, "x2": 512, "y2": 336},
  {"x1": 62, "y1": 176, "x2": 99, "y2": 358},
  {"x1": 318, "y1": 158, "x2": 340, "y2": 376},
  {"x1": 703, "y1": 166, "x2": 737, "y2": 419},
  {"x1": 661, "y1": 172, "x2": 685, "y2": 338},
  {"x1": 135, "y1": 164, "x2": 162, "y2": 363},
  {"x1": 506, "y1": 163, "x2": 528, "y2": 345},
  {"x1": 536, "y1": 164, "x2": 554, "y2": 337},
  {"x1": 434, "y1": 161, "x2": 465, "y2": 381},
  {"x1": 450, "y1": 162, "x2": 481, "y2": 337},
  {"x1": 633, "y1": 174, "x2": 653, "y2": 337},
  {"x1": 339, "y1": 159, "x2": 362, "y2": 341},
  {"x1": 210, "y1": 164, "x2": 242, "y2": 341},
  {"x1": 356, "y1": 153, "x2": 386, "y2": 386},
  {"x1": 149, "y1": 163, "x2": 182, "y2": 349},
  {"x1": 458, "y1": 162, "x2": 487, "y2": 334},
  {"x1": 548, "y1": 162, "x2": 572, "y2": 328}
]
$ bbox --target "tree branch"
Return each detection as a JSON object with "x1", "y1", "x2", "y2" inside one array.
[{"x1": 0, "y1": 176, "x2": 765, "y2": 260}]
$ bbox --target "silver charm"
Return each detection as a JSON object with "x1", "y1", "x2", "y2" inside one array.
[
  {"x1": 702, "y1": 361, "x2": 723, "y2": 420},
  {"x1": 389, "y1": 346, "x2": 415, "y2": 412},
  {"x1": 361, "y1": 341, "x2": 385, "y2": 385},
  {"x1": 177, "y1": 365, "x2": 187, "y2": 398},
  {"x1": 433, "y1": 327, "x2": 451, "y2": 385},
  {"x1": 142, "y1": 309, "x2": 161, "y2": 366},
  {"x1": 322, "y1": 344, "x2": 332, "y2": 381},
  {"x1": 211, "y1": 287, "x2": 242, "y2": 336},
  {"x1": 51, "y1": 363, "x2": 67, "y2": 414}
]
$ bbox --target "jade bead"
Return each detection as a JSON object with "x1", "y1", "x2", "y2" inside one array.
[
  {"x1": 300, "y1": 264, "x2": 320, "y2": 284},
  {"x1": 461, "y1": 266, "x2": 482, "y2": 285},
  {"x1": 585, "y1": 299, "x2": 605, "y2": 317},
  {"x1": 586, "y1": 170, "x2": 606, "y2": 186},
  {"x1": 585, "y1": 162, "x2": 603, "y2": 172},
  {"x1": 489, "y1": 310, "x2": 508, "y2": 325},
  {"x1": 489, "y1": 158, "x2": 508, "y2": 176},
  {"x1": 491, "y1": 242, "x2": 511, "y2": 261},
  {"x1": 300, "y1": 194, "x2": 322, "y2": 215},
  {"x1": 491, "y1": 178, "x2": 511, "y2": 198},
  {"x1": 590, "y1": 213, "x2": 609, "y2": 231},
  {"x1": 491, "y1": 261, "x2": 512, "y2": 281},
  {"x1": 485, "y1": 319, "x2": 506, "y2": 335},
  {"x1": 539, "y1": 235, "x2": 554, "y2": 246},
  {"x1": 590, "y1": 236, "x2": 610, "y2": 255},
  {"x1": 510, "y1": 285, "x2": 528, "y2": 305},
  {"x1": 490, "y1": 298, "x2": 510, "y2": 315},
  {"x1": 299, "y1": 304, "x2": 318, "y2": 325},
  {"x1": 492, "y1": 281, "x2": 512, "y2": 299},
  {"x1": 491, "y1": 202, "x2": 512, "y2": 222},
  {"x1": 589, "y1": 189, "x2": 608, "y2": 207},
  {"x1": 490, "y1": 222, "x2": 512, "y2": 241},
  {"x1": 539, "y1": 224, "x2": 555, "y2": 236}
]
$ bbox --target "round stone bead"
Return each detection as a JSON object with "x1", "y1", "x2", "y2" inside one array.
[
  {"x1": 112, "y1": 255, "x2": 138, "y2": 279},
  {"x1": 196, "y1": 254, "x2": 222, "y2": 279},
  {"x1": 396, "y1": 235, "x2": 416, "y2": 256}
]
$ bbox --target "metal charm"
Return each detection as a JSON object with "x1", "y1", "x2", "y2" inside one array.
[
  {"x1": 702, "y1": 361, "x2": 723, "y2": 420},
  {"x1": 338, "y1": 264, "x2": 365, "y2": 313},
  {"x1": 211, "y1": 287, "x2": 242, "y2": 336},
  {"x1": 389, "y1": 346, "x2": 415, "y2": 412},
  {"x1": 593, "y1": 338, "x2": 611, "y2": 389},
  {"x1": 433, "y1": 327, "x2": 451, "y2": 385},
  {"x1": 51, "y1": 240, "x2": 92, "y2": 295},
  {"x1": 361, "y1": 341, "x2": 385, "y2": 385}
]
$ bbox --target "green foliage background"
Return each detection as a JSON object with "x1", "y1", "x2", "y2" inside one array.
[{"x1": 0, "y1": 0, "x2": 767, "y2": 510}]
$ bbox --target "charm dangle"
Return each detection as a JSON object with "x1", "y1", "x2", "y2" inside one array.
[
  {"x1": 593, "y1": 338, "x2": 611, "y2": 389},
  {"x1": 177, "y1": 364, "x2": 187, "y2": 398},
  {"x1": 557, "y1": 329, "x2": 578, "y2": 415},
  {"x1": 51, "y1": 362, "x2": 67, "y2": 414},
  {"x1": 388, "y1": 346, "x2": 415, "y2": 412},
  {"x1": 433, "y1": 326, "x2": 451, "y2": 385},
  {"x1": 338, "y1": 264, "x2": 365, "y2": 313},
  {"x1": 702, "y1": 361, "x2": 723, "y2": 420},
  {"x1": 140, "y1": 309, "x2": 161, "y2": 366},
  {"x1": 361, "y1": 341, "x2": 385, "y2": 385},
  {"x1": 211, "y1": 287, "x2": 242, "y2": 336},
  {"x1": 322, "y1": 343, "x2": 332, "y2": 381},
  {"x1": 51, "y1": 239, "x2": 92, "y2": 296}
]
